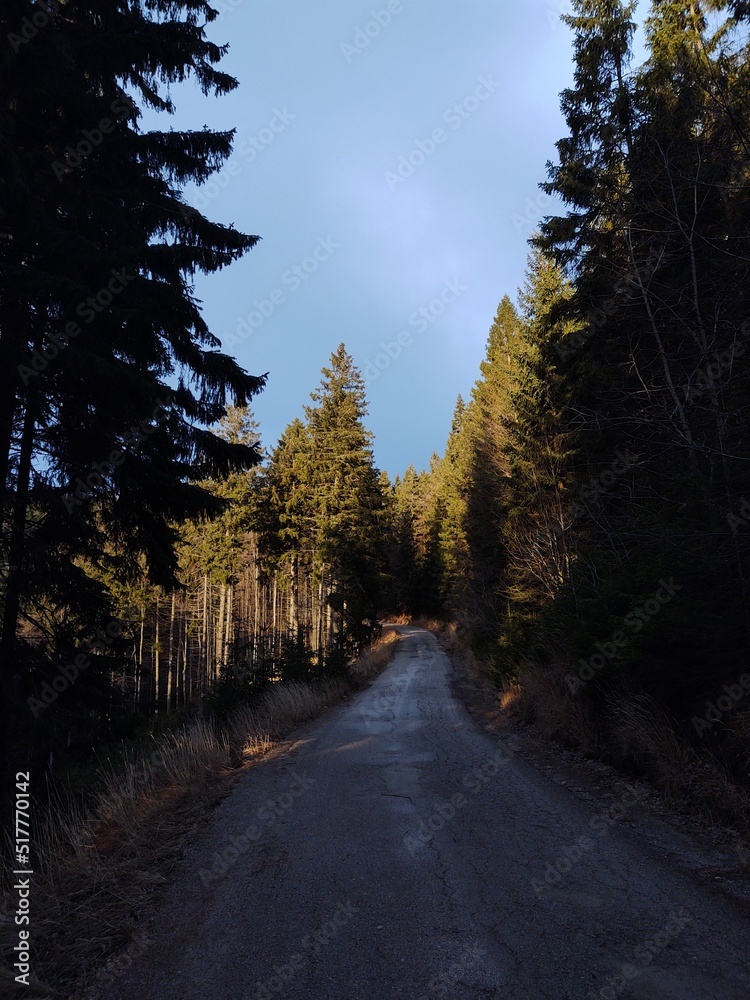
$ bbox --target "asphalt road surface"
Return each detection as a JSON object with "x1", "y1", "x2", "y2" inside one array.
[{"x1": 93, "y1": 627, "x2": 750, "y2": 1000}]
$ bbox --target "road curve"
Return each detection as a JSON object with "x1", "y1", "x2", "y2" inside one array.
[{"x1": 93, "y1": 627, "x2": 750, "y2": 1000}]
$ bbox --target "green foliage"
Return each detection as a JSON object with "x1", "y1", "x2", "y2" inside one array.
[
  {"x1": 204, "y1": 660, "x2": 270, "y2": 721},
  {"x1": 418, "y1": 0, "x2": 750, "y2": 771},
  {"x1": 261, "y1": 345, "x2": 386, "y2": 663},
  {"x1": 278, "y1": 629, "x2": 317, "y2": 684},
  {"x1": 179, "y1": 406, "x2": 265, "y2": 585},
  {"x1": 388, "y1": 462, "x2": 445, "y2": 616}
]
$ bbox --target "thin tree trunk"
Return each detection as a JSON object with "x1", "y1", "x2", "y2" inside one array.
[
  {"x1": 136, "y1": 607, "x2": 145, "y2": 712},
  {"x1": 153, "y1": 596, "x2": 160, "y2": 716},
  {"x1": 182, "y1": 610, "x2": 189, "y2": 707},
  {"x1": 199, "y1": 573, "x2": 208, "y2": 713},
  {"x1": 224, "y1": 583, "x2": 233, "y2": 665},
  {"x1": 166, "y1": 591, "x2": 176, "y2": 712},
  {"x1": 276, "y1": 575, "x2": 280, "y2": 646},
  {"x1": 216, "y1": 583, "x2": 225, "y2": 675}
]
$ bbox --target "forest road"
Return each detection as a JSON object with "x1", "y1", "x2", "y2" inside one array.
[{"x1": 92, "y1": 627, "x2": 750, "y2": 1000}]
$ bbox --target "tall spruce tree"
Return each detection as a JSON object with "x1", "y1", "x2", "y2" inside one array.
[
  {"x1": 304, "y1": 344, "x2": 385, "y2": 656},
  {"x1": 0, "y1": 1, "x2": 265, "y2": 797},
  {"x1": 261, "y1": 417, "x2": 316, "y2": 649},
  {"x1": 460, "y1": 299, "x2": 523, "y2": 640},
  {"x1": 436, "y1": 396, "x2": 473, "y2": 620}
]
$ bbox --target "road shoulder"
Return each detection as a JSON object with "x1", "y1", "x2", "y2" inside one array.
[{"x1": 433, "y1": 623, "x2": 750, "y2": 916}]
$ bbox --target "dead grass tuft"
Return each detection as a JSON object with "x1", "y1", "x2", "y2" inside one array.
[
  {"x1": 349, "y1": 627, "x2": 401, "y2": 684},
  {"x1": 514, "y1": 660, "x2": 598, "y2": 753},
  {"x1": 498, "y1": 679, "x2": 522, "y2": 712},
  {"x1": 608, "y1": 694, "x2": 750, "y2": 826}
]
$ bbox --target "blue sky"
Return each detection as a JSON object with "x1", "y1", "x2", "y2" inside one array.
[{"x1": 167, "y1": 0, "x2": 591, "y2": 477}]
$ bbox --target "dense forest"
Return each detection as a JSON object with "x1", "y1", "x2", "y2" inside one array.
[
  {"x1": 3, "y1": 0, "x2": 750, "y2": 822},
  {"x1": 394, "y1": 0, "x2": 750, "y2": 795}
]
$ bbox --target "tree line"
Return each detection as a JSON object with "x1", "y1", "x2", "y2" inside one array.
[{"x1": 392, "y1": 0, "x2": 750, "y2": 789}]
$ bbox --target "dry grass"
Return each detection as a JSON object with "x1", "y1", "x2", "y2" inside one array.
[
  {"x1": 498, "y1": 679, "x2": 522, "y2": 712},
  {"x1": 0, "y1": 629, "x2": 402, "y2": 1000},
  {"x1": 511, "y1": 661, "x2": 750, "y2": 828},
  {"x1": 609, "y1": 694, "x2": 750, "y2": 827},
  {"x1": 382, "y1": 612, "x2": 411, "y2": 625},
  {"x1": 513, "y1": 660, "x2": 599, "y2": 754},
  {"x1": 349, "y1": 626, "x2": 401, "y2": 684}
]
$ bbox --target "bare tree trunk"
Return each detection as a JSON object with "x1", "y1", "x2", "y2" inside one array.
[
  {"x1": 271, "y1": 575, "x2": 277, "y2": 652},
  {"x1": 225, "y1": 583, "x2": 233, "y2": 665},
  {"x1": 216, "y1": 583, "x2": 225, "y2": 677},
  {"x1": 199, "y1": 573, "x2": 208, "y2": 714},
  {"x1": 166, "y1": 592, "x2": 176, "y2": 712},
  {"x1": 253, "y1": 535, "x2": 261, "y2": 650},
  {"x1": 182, "y1": 610, "x2": 189, "y2": 707},
  {"x1": 290, "y1": 553, "x2": 299, "y2": 633},
  {"x1": 317, "y1": 570, "x2": 325, "y2": 664},
  {"x1": 136, "y1": 608, "x2": 145, "y2": 713},
  {"x1": 154, "y1": 595, "x2": 160, "y2": 715}
]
